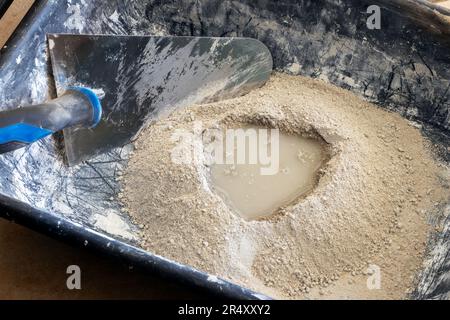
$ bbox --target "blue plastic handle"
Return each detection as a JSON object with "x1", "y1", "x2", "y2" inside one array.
[{"x1": 0, "y1": 87, "x2": 102, "y2": 154}]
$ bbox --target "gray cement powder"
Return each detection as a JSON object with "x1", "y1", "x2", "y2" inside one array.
[{"x1": 121, "y1": 73, "x2": 449, "y2": 299}]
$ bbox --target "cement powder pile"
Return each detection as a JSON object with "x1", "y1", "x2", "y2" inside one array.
[{"x1": 121, "y1": 73, "x2": 449, "y2": 299}]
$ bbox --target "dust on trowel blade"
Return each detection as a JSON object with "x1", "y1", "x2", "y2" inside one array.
[{"x1": 120, "y1": 73, "x2": 450, "y2": 300}]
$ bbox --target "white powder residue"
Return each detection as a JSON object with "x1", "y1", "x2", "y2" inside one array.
[
  {"x1": 287, "y1": 62, "x2": 301, "y2": 74},
  {"x1": 207, "y1": 275, "x2": 225, "y2": 284},
  {"x1": 91, "y1": 88, "x2": 106, "y2": 99},
  {"x1": 93, "y1": 210, "x2": 137, "y2": 240},
  {"x1": 109, "y1": 10, "x2": 120, "y2": 24},
  {"x1": 48, "y1": 39, "x2": 55, "y2": 50}
]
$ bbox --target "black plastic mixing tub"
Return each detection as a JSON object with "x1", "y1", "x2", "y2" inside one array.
[{"x1": 0, "y1": 0, "x2": 449, "y2": 299}]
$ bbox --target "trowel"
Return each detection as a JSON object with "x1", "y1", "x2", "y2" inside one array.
[{"x1": 0, "y1": 34, "x2": 272, "y2": 165}]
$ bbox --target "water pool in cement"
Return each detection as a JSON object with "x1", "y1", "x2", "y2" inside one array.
[{"x1": 209, "y1": 126, "x2": 328, "y2": 220}]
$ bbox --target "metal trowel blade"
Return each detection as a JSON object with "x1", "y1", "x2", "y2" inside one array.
[{"x1": 48, "y1": 34, "x2": 273, "y2": 166}]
